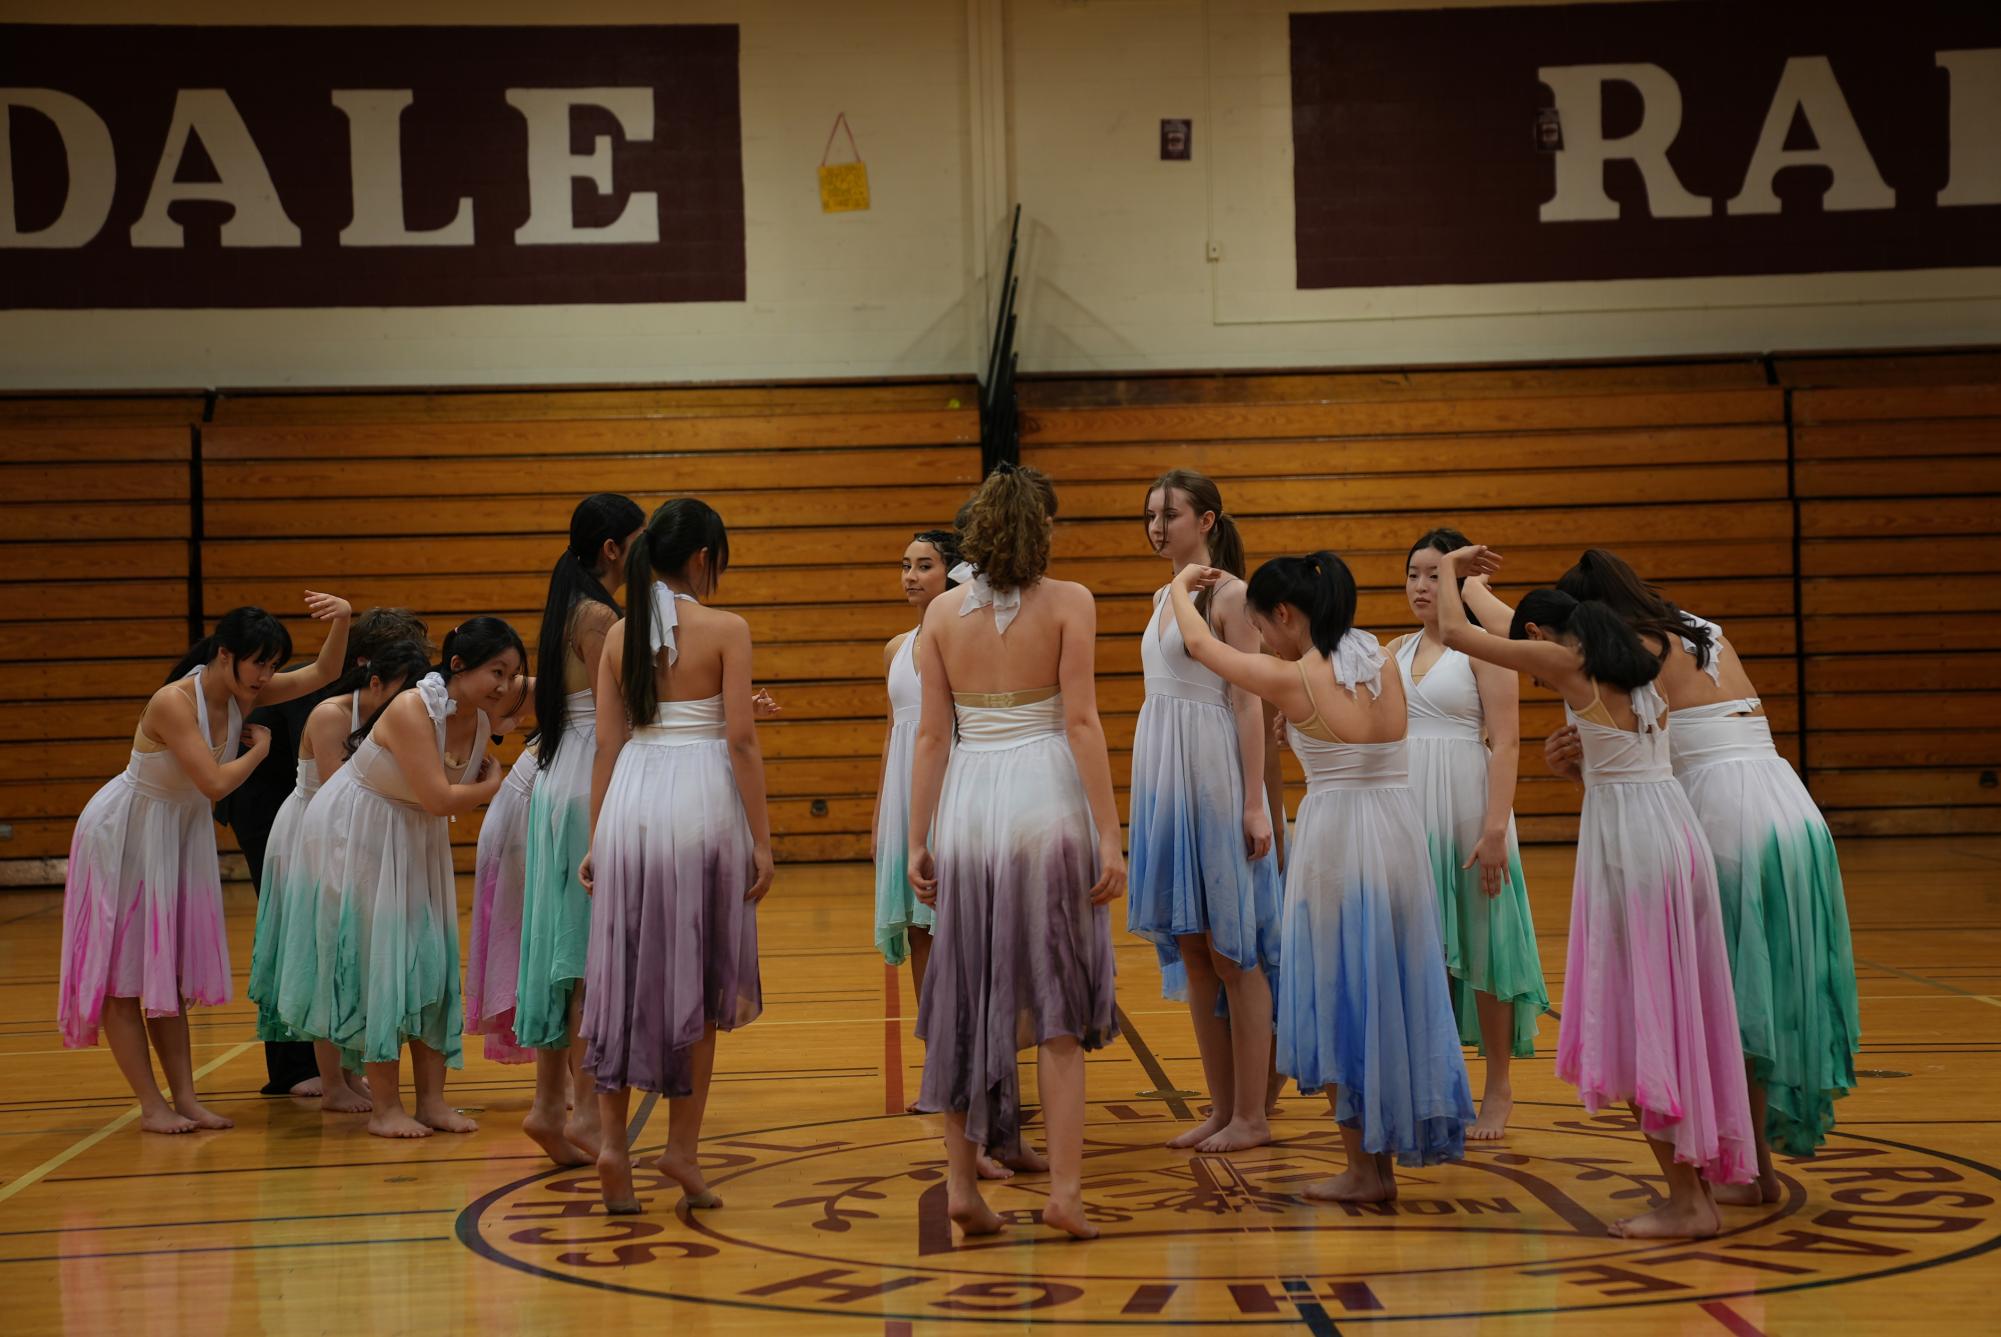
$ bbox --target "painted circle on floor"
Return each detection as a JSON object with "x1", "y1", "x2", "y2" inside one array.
[{"x1": 459, "y1": 1104, "x2": 2001, "y2": 1325}]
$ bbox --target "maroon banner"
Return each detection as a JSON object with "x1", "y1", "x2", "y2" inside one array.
[
  {"x1": 0, "y1": 24, "x2": 745, "y2": 308},
  {"x1": 1291, "y1": 2, "x2": 2001, "y2": 289}
]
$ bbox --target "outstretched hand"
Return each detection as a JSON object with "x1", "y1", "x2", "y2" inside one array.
[
  {"x1": 1442, "y1": 546, "x2": 1502, "y2": 578},
  {"x1": 303, "y1": 590, "x2": 352, "y2": 622}
]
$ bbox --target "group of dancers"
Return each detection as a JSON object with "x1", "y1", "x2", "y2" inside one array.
[{"x1": 53, "y1": 463, "x2": 1859, "y2": 1242}]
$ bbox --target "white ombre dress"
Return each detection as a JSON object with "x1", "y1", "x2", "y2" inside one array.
[
  {"x1": 59, "y1": 665, "x2": 238, "y2": 1048},
  {"x1": 1126, "y1": 587, "x2": 1282, "y2": 1001},
  {"x1": 465, "y1": 747, "x2": 543, "y2": 1063},
  {"x1": 913, "y1": 575, "x2": 1119, "y2": 1158},
  {"x1": 1392, "y1": 634, "x2": 1549, "y2": 1056},
  {"x1": 1276, "y1": 631, "x2": 1473, "y2": 1166},
  {"x1": 1562, "y1": 678, "x2": 1754, "y2": 1183},
  {"x1": 1668, "y1": 614, "x2": 1858, "y2": 1156},
  {"x1": 872, "y1": 629, "x2": 936, "y2": 964}
]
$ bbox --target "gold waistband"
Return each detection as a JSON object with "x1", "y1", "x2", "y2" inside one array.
[{"x1": 951, "y1": 684, "x2": 1059, "y2": 708}]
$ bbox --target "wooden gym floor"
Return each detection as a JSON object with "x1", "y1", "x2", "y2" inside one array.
[{"x1": 2, "y1": 837, "x2": 1998, "y2": 1335}]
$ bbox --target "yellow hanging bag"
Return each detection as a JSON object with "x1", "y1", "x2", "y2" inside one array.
[{"x1": 818, "y1": 112, "x2": 870, "y2": 213}]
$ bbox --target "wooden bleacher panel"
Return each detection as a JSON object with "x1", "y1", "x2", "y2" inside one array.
[
  {"x1": 0, "y1": 398, "x2": 205, "y2": 869},
  {"x1": 1789, "y1": 356, "x2": 2001, "y2": 838},
  {"x1": 1022, "y1": 369, "x2": 1796, "y2": 845}
]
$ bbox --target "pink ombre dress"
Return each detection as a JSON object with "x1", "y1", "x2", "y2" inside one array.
[{"x1": 465, "y1": 748, "x2": 542, "y2": 1063}]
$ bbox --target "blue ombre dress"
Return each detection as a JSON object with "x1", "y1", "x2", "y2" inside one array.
[
  {"x1": 1125, "y1": 586, "x2": 1282, "y2": 1001},
  {"x1": 1276, "y1": 632, "x2": 1472, "y2": 1166}
]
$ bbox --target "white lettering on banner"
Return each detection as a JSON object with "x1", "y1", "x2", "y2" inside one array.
[
  {"x1": 0, "y1": 89, "x2": 115, "y2": 248},
  {"x1": 332, "y1": 90, "x2": 476, "y2": 247},
  {"x1": 1537, "y1": 63, "x2": 1712, "y2": 222},
  {"x1": 504, "y1": 88, "x2": 660, "y2": 246},
  {"x1": 1728, "y1": 56, "x2": 1894, "y2": 215},
  {"x1": 129, "y1": 90, "x2": 302, "y2": 248},
  {"x1": 1937, "y1": 49, "x2": 2001, "y2": 207}
]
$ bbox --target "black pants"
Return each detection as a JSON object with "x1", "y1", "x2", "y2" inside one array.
[{"x1": 240, "y1": 828, "x2": 319, "y2": 1094}]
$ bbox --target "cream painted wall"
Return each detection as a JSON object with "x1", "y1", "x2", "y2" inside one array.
[{"x1": 2, "y1": 0, "x2": 1995, "y2": 388}]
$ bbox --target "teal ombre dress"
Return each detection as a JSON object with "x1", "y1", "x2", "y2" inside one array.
[
  {"x1": 1392, "y1": 634, "x2": 1549, "y2": 1057},
  {"x1": 873, "y1": 629, "x2": 936, "y2": 964},
  {"x1": 516, "y1": 688, "x2": 596, "y2": 1049}
]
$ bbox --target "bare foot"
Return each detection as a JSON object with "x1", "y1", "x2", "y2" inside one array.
[
  {"x1": 1302, "y1": 1161, "x2": 1395, "y2": 1204},
  {"x1": 975, "y1": 1152, "x2": 1015, "y2": 1181},
  {"x1": 1610, "y1": 1196, "x2": 1722, "y2": 1238},
  {"x1": 369, "y1": 1109, "x2": 433, "y2": 1139},
  {"x1": 415, "y1": 1101, "x2": 478, "y2": 1134},
  {"x1": 1711, "y1": 1173, "x2": 1781, "y2": 1207},
  {"x1": 289, "y1": 1076, "x2": 324, "y2": 1098},
  {"x1": 563, "y1": 1115, "x2": 603, "y2": 1160},
  {"x1": 321, "y1": 1083, "x2": 373, "y2": 1114},
  {"x1": 598, "y1": 1148, "x2": 642, "y2": 1214},
  {"x1": 1468, "y1": 1089, "x2": 1513, "y2": 1141},
  {"x1": 1195, "y1": 1118, "x2": 1272, "y2": 1153},
  {"x1": 1167, "y1": 1111, "x2": 1230, "y2": 1150},
  {"x1": 524, "y1": 1108, "x2": 592, "y2": 1166},
  {"x1": 172, "y1": 1097, "x2": 234, "y2": 1130},
  {"x1": 1041, "y1": 1193, "x2": 1100, "y2": 1240},
  {"x1": 1000, "y1": 1144, "x2": 1048, "y2": 1174},
  {"x1": 948, "y1": 1192, "x2": 1004, "y2": 1237},
  {"x1": 139, "y1": 1106, "x2": 199, "y2": 1135},
  {"x1": 654, "y1": 1145, "x2": 722, "y2": 1209}
]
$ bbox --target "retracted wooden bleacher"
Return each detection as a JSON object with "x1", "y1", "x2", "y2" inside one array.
[{"x1": 2, "y1": 352, "x2": 1994, "y2": 883}]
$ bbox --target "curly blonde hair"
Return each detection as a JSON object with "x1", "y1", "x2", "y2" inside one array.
[{"x1": 960, "y1": 464, "x2": 1058, "y2": 592}]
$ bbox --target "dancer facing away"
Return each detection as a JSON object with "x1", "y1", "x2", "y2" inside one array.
[
  {"x1": 464, "y1": 740, "x2": 540, "y2": 1067},
  {"x1": 908, "y1": 463, "x2": 1125, "y2": 1241},
  {"x1": 221, "y1": 607, "x2": 428, "y2": 1097},
  {"x1": 288, "y1": 618, "x2": 521, "y2": 1139},
  {"x1": 1435, "y1": 549, "x2": 1756, "y2": 1238},
  {"x1": 1171, "y1": 554, "x2": 1472, "y2": 1203},
  {"x1": 249, "y1": 637, "x2": 432, "y2": 1115},
  {"x1": 1544, "y1": 549, "x2": 1858, "y2": 1204},
  {"x1": 1395, "y1": 529, "x2": 1549, "y2": 1139},
  {"x1": 1128, "y1": 470, "x2": 1282, "y2": 1152},
  {"x1": 59, "y1": 595, "x2": 352, "y2": 1134},
  {"x1": 581, "y1": 499, "x2": 772, "y2": 1215},
  {"x1": 517, "y1": 493, "x2": 645, "y2": 1166}
]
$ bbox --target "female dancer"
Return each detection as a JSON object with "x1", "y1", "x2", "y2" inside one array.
[
  {"x1": 1396, "y1": 529, "x2": 1549, "y2": 1138},
  {"x1": 291, "y1": 618, "x2": 520, "y2": 1139},
  {"x1": 1436, "y1": 551, "x2": 1755, "y2": 1237},
  {"x1": 1545, "y1": 549, "x2": 1858, "y2": 1203},
  {"x1": 517, "y1": 493, "x2": 645, "y2": 1164},
  {"x1": 908, "y1": 463, "x2": 1125, "y2": 1241},
  {"x1": 582, "y1": 499, "x2": 772, "y2": 1214},
  {"x1": 1171, "y1": 554, "x2": 1471, "y2": 1202},
  {"x1": 1129, "y1": 470, "x2": 1281, "y2": 1152},
  {"x1": 464, "y1": 745, "x2": 540, "y2": 1066},
  {"x1": 59, "y1": 596, "x2": 352, "y2": 1133},
  {"x1": 873, "y1": 528, "x2": 963, "y2": 983},
  {"x1": 249, "y1": 637, "x2": 431, "y2": 1113}
]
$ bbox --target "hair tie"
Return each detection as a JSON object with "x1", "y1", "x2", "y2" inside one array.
[{"x1": 994, "y1": 460, "x2": 1017, "y2": 476}]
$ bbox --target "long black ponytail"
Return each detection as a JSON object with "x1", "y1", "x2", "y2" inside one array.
[
  {"x1": 165, "y1": 606, "x2": 292, "y2": 685},
  {"x1": 620, "y1": 499, "x2": 731, "y2": 727},
  {"x1": 1556, "y1": 548, "x2": 1711, "y2": 671},
  {"x1": 535, "y1": 493, "x2": 644, "y2": 766},
  {"x1": 1509, "y1": 588, "x2": 1661, "y2": 692},
  {"x1": 1245, "y1": 550, "x2": 1357, "y2": 657}
]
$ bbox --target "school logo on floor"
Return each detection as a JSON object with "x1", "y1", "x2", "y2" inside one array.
[{"x1": 458, "y1": 1105, "x2": 2001, "y2": 1325}]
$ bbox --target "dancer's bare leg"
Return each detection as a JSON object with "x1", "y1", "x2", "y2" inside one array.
[
  {"x1": 1711, "y1": 1071, "x2": 1781, "y2": 1205},
  {"x1": 1303, "y1": 1111, "x2": 1395, "y2": 1204},
  {"x1": 103, "y1": 997, "x2": 194, "y2": 1134},
  {"x1": 366, "y1": 1056, "x2": 428, "y2": 1138},
  {"x1": 655, "y1": 1027, "x2": 722, "y2": 1208},
  {"x1": 1168, "y1": 935, "x2": 1232, "y2": 1148},
  {"x1": 411, "y1": 1041, "x2": 476, "y2": 1133},
  {"x1": 1199, "y1": 950, "x2": 1273, "y2": 1152},
  {"x1": 1613, "y1": 1103, "x2": 1721, "y2": 1237},
  {"x1": 1467, "y1": 990, "x2": 1515, "y2": 1140},
  {"x1": 595, "y1": 1086, "x2": 640, "y2": 1213},
  {"x1": 563, "y1": 984, "x2": 602, "y2": 1156},
  {"x1": 944, "y1": 1113, "x2": 1002, "y2": 1236},
  {"x1": 1037, "y1": 1035, "x2": 1098, "y2": 1239},
  {"x1": 148, "y1": 1004, "x2": 231, "y2": 1129},
  {"x1": 524, "y1": 1045, "x2": 590, "y2": 1164}
]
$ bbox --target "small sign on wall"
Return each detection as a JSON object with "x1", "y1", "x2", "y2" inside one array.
[
  {"x1": 1161, "y1": 118, "x2": 1192, "y2": 161},
  {"x1": 818, "y1": 112, "x2": 870, "y2": 213}
]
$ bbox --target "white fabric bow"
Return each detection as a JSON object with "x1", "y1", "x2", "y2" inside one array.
[
  {"x1": 959, "y1": 570, "x2": 1023, "y2": 636},
  {"x1": 1680, "y1": 611, "x2": 1725, "y2": 685},
  {"x1": 650, "y1": 582, "x2": 694, "y2": 664},
  {"x1": 415, "y1": 671, "x2": 457, "y2": 723},
  {"x1": 1331, "y1": 628, "x2": 1387, "y2": 699}
]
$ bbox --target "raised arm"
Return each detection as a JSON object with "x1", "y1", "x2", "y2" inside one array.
[
  {"x1": 1055, "y1": 583, "x2": 1127, "y2": 906},
  {"x1": 1435, "y1": 548, "x2": 1580, "y2": 686},
  {"x1": 1168, "y1": 568, "x2": 1307, "y2": 716},
  {"x1": 142, "y1": 685, "x2": 270, "y2": 803},
  {"x1": 720, "y1": 614, "x2": 775, "y2": 902},
  {"x1": 1462, "y1": 574, "x2": 1515, "y2": 635},
  {"x1": 260, "y1": 592, "x2": 352, "y2": 706},
  {"x1": 375, "y1": 693, "x2": 500, "y2": 818}
]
